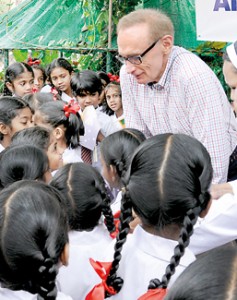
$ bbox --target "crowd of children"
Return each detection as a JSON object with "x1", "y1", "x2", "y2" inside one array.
[{"x1": 0, "y1": 25, "x2": 237, "y2": 300}]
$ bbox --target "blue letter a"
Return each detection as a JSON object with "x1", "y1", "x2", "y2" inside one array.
[{"x1": 214, "y1": 0, "x2": 231, "y2": 11}]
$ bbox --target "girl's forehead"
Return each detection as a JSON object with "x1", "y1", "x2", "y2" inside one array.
[
  {"x1": 50, "y1": 67, "x2": 69, "y2": 75},
  {"x1": 106, "y1": 86, "x2": 120, "y2": 93},
  {"x1": 15, "y1": 71, "x2": 33, "y2": 80},
  {"x1": 13, "y1": 107, "x2": 32, "y2": 119}
]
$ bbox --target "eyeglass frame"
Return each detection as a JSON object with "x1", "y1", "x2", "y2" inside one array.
[{"x1": 116, "y1": 39, "x2": 160, "y2": 65}]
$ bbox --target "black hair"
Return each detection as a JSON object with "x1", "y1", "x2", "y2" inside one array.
[
  {"x1": 3, "y1": 62, "x2": 34, "y2": 96},
  {"x1": 47, "y1": 58, "x2": 73, "y2": 84},
  {"x1": 164, "y1": 246, "x2": 237, "y2": 300},
  {"x1": 34, "y1": 100, "x2": 84, "y2": 148},
  {"x1": 32, "y1": 64, "x2": 47, "y2": 82},
  {"x1": 106, "y1": 133, "x2": 213, "y2": 295},
  {"x1": 97, "y1": 71, "x2": 111, "y2": 85},
  {"x1": 0, "y1": 96, "x2": 31, "y2": 141},
  {"x1": 0, "y1": 180, "x2": 68, "y2": 300},
  {"x1": 100, "y1": 128, "x2": 146, "y2": 180},
  {"x1": 50, "y1": 162, "x2": 116, "y2": 234},
  {"x1": 0, "y1": 144, "x2": 50, "y2": 188},
  {"x1": 11, "y1": 126, "x2": 51, "y2": 151},
  {"x1": 102, "y1": 82, "x2": 122, "y2": 116},
  {"x1": 23, "y1": 92, "x2": 56, "y2": 113},
  {"x1": 71, "y1": 70, "x2": 103, "y2": 97}
]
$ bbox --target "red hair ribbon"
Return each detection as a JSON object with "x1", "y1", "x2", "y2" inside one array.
[
  {"x1": 85, "y1": 258, "x2": 117, "y2": 300},
  {"x1": 107, "y1": 73, "x2": 120, "y2": 83},
  {"x1": 138, "y1": 288, "x2": 168, "y2": 300},
  {"x1": 109, "y1": 210, "x2": 120, "y2": 239},
  {"x1": 27, "y1": 57, "x2": 41, "y2": 66},
  {"x1": 63, "y1": 100, "x2": 80, "y2": 118},
  {"x1": 32, "y1": 87, "x2": 39, "y2": 93},
  {"x1": 50, "y1": 87, "x2": 59, "y2": 101}
]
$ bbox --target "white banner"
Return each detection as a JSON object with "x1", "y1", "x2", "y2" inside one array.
[{"x1": 195, "y1": 0, "x2": 237, "y2": 42}]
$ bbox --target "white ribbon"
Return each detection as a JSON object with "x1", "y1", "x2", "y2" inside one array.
[{"x1": 226, "y1": 43, "x2": 237, "y2": 69}]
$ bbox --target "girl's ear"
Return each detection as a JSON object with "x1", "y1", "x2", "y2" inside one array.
[
  {"x1": 109, "y1": 165, "x2": 118, "y2": 183},
  {"x1": 53, "y1": 127, "x2": 64, "y2": 141},
  {"x1": 60, "y1": 243, "x2": 69, "y2": 266},
  {"x1": 0, "y1": 123, "x2": 10, "y2": 135},
  {"x1": 199, "y1": 199, "x2": 212, "y2": 218},
  {"x1": 5, "y1": 82, "x2": 14, "y2": 94}
]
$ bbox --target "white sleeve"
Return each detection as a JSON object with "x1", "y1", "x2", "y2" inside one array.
[
  {"x1": 228, "y1": 180, "x2": 237, "y2": 196},
  {"x1": 190, "y1": 193, "x2": 237, "y2": 255}
]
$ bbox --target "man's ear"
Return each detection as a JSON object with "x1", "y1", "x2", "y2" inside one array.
[
  {"x1": 0, "y1": 122, "x2": 10, "y2": 135},
  {"x1": 53, "y1": 127, "x2": 64, "y2": 141},
  {"x1": 5, "y1": 82, "x2": 14, "y2": 94},
  {"x1": 161, "y1": 35, "x2": 173, "y2": 54}
]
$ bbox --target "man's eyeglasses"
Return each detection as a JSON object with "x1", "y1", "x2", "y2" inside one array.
[{"x1": 116, "y1": 39, "x2": 159, "y2": 65}]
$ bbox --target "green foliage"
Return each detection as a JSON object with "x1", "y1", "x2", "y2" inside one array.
[{"x1": 191, "y1": 41, "x2": 229, "y2": 97}]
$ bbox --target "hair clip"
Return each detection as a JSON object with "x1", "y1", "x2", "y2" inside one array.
[
  {"x1": 107, "y1": 72, "x2": 120, "y2": 83},
  {"x1": 27, "y1": 57, "x2": 41, "y2": 66},
  {"x1": 63, "y1": 100, "x2": 80, "y2": 118}
]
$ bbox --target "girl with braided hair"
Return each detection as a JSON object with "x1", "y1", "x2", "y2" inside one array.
[
  {"x1": 50, "y1": 162, "x2": 117, "y2": 300},
  {"x1": 100, "y1": 128, "x2": 146, "y2": 231},
  {"x1": 3, "y1": 62, "x2": 34, "y2": 97},
  {"x1": 33, "y1": 100, "x2": 86, "y2": 171},
  {"x1": 0, "y1": 96, "x2": 33, "y2": 152},
  {"x1": 87, "y1": 133, "x2": 213, "y2": 300},
  {"x1": 0, "y1": 180, "x2": 72, "y2": 300}
]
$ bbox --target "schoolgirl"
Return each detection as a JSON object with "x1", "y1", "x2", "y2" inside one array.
[
  {"x1": 23, "y1": 92, "x2": 61, "y2": 113},
  {"x1": 0, "y1": 144, "x2": 51, "y2": 188},
  {"x1": 11, "y1": 126, "x2": 60, "y2": 173},
  {"x1": 41, "y1": 58, "x2": 74, "y2": 103},
  {"x1": 33, "y1": 100, "x2": 85, "y2": 169},
  {"x1": 100, "y1": 128, "x2": 146, "y2": 215},
  {"x1": 3, "y1": 62, "x2": 34, "y2": 97},
  {"x1": 50, "y1": 162, "x2": 116, "y2": 300},
  {"x1": 87, "y1": 133, "x2": 213, "y2": 300},
  {"x1": 0, "y1": 96, "x2": 33, "y2": 151},
  {"x1": 27, "y1": 58, "x2": 47, "y2": 92},
  {"x1": 103, "y1": 82, "x2": 125, "y2": 129},
  {"x1": 0, "y1": 180, "x2": 72, "y2": 299},
  {"x1": 96, "y1": 71, "x2": 111, "y2": 106},
  {"x1": 71, "y1": 70, "x2": 120, "y2": 170}
]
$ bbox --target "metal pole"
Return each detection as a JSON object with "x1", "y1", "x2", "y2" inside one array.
[{"x1": 106, "y1": 0, "x2": 113, "y2": 73}]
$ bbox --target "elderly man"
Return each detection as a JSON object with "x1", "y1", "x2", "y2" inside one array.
[{"x1": 116, "y1": 8, "x2": 237, "y2": 183}]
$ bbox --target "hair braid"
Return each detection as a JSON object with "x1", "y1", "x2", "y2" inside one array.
[
  {"x1": 106, "y1": 188, "x2": 133, "y2": 294},
  {"x1": 96, "y1": 181, "x2": 116, "y2": 234},
  {"x1": 114, "y1": 159, "x2": 125, "y2": 178},
  {"x1": 148, "y1": 205, "x2": 202, "y2": 290},
  {"x1": 37, "y1": 258, "x2": 58, "y2": 300}
]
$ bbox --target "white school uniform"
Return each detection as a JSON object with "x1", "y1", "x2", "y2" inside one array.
[
  {"x1": 190, "y1": 188, "x2": 237, "y2": 255},
  {"x1": 93, "y1": 109, "x2": 120, "y2": 172},
  {"x1": 109, "y1": 113, "x2": 125, "y2": 130},
  {"x1": 57, "y1": 220, "x2": 114, "y2": 300},
  {"x1": 40, "y1": 85, "x2": 74, "y2": 103},
  {"x1": 62, "y1": 146, "x2": 83, "y2": 164},
  {"x1": 111, "y1": 190, "x2": 122, "y2": 214},
  {"x1": 0, "y1": 144, "x2": 5, "y2": 153},
  {"x1": 96, "y1": 108, "x2": 120, "y2": 137},
  {"x1": 0, "y1": 287, "x2": 72, "y2": 300},
  {"x1": 104, "y1": 225, "x2": 195, "y2": 300}
]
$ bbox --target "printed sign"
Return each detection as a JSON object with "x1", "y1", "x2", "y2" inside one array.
[{"x1": 195, "y1": 0, "x2": 237, "y2": 42}]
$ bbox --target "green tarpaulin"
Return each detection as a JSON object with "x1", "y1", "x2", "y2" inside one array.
[{"x1": 0, "y1": 0, "x2": 99, "y2": 49}]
